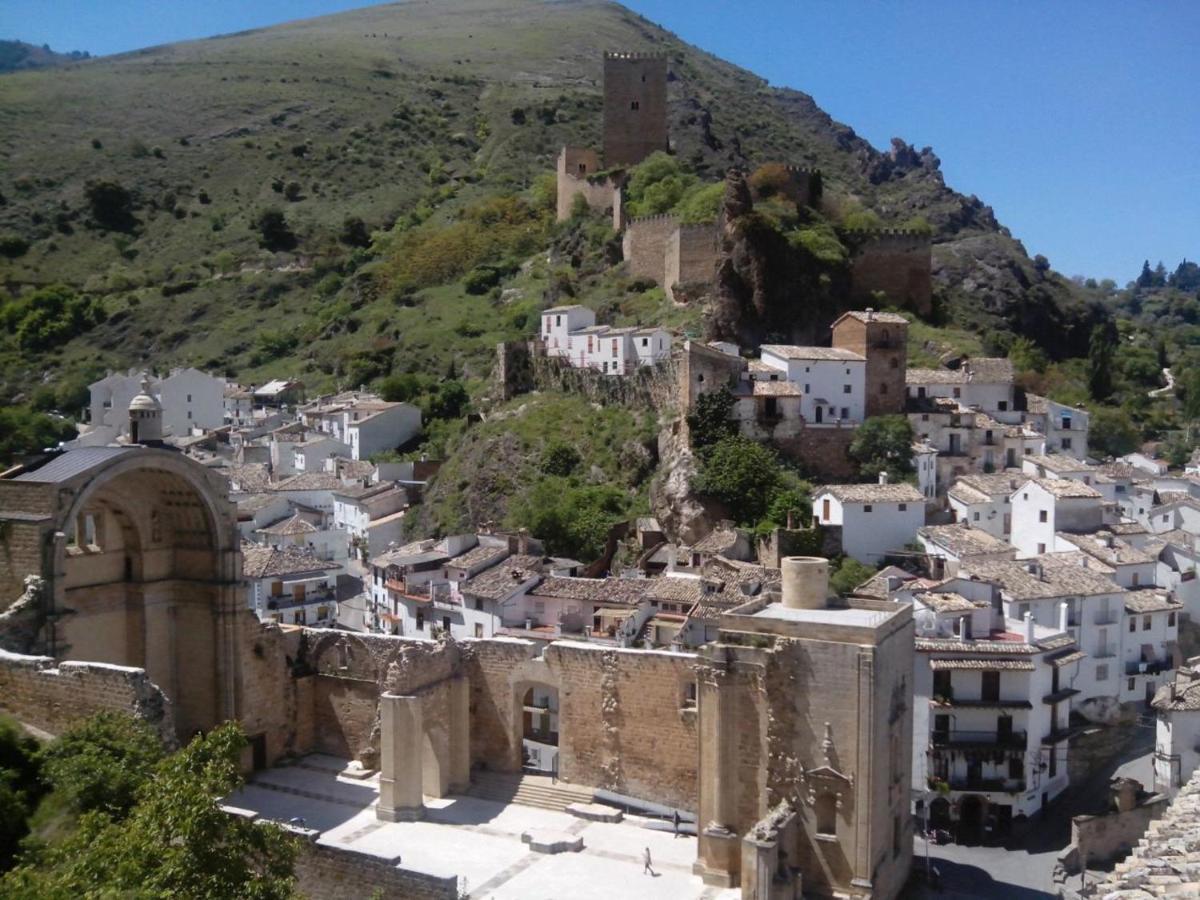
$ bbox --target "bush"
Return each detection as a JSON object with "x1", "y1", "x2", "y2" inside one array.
[
  {"x1": 687, "y1": 388, "x2": 736, "y2": 450},
  {"x1": 511, "y1": 479, "x2": 629, "y2": 561},
  {"x1": 339, "y1": 215, "x2": 371, "y2": 248},
  {"x1": 283, "y1": 181, "x2": 302, "y2": 202},
  {"x1": 674, "y1": 182, "x2": 724, "y2": 224},
  {"x1": 253, "y1": 208, "x2": 297, "y2": 251},
  {"x1": 379, "y1": 372, "x2": 425, "y2": 403},
  {"x1": 789, "y1": 222, "x2": 847, "y2": 266},
  {"x1": 0, "y1": 235, "x2": 29, "y2": 258},
  {"x1": 693, "y1": 435, "x2": 784, "y2": 525},
  {"x1": 848, "y1": 415, "x2": 915, "y2": 481},
  {"x1": 829, "y1": 556, "x2": 877, "y2": 597},
  {"x1": 83, "y1": 180, "x2": 135, "y2": 232},
  {"x1": 463, "y1": 265, "x2": 503, "y2": 295},
  {"x1": 1089, "y1": 406, "x2": 1139, "y2": 458},
  {"x1": 540, "y1": 442, "x2": 581, "y2": 476},
  {"x1": 2, "y1": 284, "x2": 106, "y2": 352},
  {"x1": 748, "y1": 163, "x2": 793, "y2": 200}
]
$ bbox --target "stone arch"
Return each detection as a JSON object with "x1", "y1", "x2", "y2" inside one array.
[{"x1": 40, "y1": 449, "x2": 241, "y2": 740}]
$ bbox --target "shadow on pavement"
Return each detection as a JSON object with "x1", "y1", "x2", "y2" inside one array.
[{"x1": 903, "y1": 858, "x2": 1056, "y2": 899}]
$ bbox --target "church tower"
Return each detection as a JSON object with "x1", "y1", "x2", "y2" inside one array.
[{"x1": 128, "y1": 376, "x2": 163, "y2": 445}]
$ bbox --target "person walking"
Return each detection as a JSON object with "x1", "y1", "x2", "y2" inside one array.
[
  {"x1": 672, "y1": 810, "x2": 681, "y2": 838},
  {"x1": 643, "y1": 846, "x2": 655, "y2": 876}
]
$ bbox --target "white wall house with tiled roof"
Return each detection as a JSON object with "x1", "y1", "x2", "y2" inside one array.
[
  {"x1": 759, "y1": 345, "x2": 866, "y2": 424},
  {"x1": 908, "y1": 578, "x2": 1079, "y2": 832},
  {"x1": 813, "y1": 476, "x2": 925, "y2": 564},
  {"x1": 1009, "y1": 478, "x2": 1104, "y2": 558},
  {"x1": 1021, "y1": 394, "x2": 1089, "y2": 460},
  {"x1": 1154, "y1": 658, "x2": 1200, "y2": 792},
  {"x1": 540, "y1": 306, "x2": 671, "y2": 375}
]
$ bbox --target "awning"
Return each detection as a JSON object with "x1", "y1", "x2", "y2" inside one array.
[{"x1": 1049, "y1": 651, "x2": 1086, "y2": 668}]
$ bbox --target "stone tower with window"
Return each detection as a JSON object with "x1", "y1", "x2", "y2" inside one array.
[
  {"x1": 602, "y1": 51, "x2": 668, "y2": 168},
  {"x1": 832, "y1": 309, "x2": 909, "y2": 417}
]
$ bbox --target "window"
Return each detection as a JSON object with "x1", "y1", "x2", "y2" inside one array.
[
  {"x1": 953, "y1": 388, "x2": 962, "y2": 398},
  {"x1": 1009, "y1": 756, "x2": 1023, "y2": 779},
  {"x1": 843, "y1": 384, "x2": 852, "y2": 394},
  {"x1": 899, "y1": 503, "x2": 907, "y2": 511},
  {"x1": 1037, "y1": 543, "x2": 1046, "y2": 554},
  {"x1": 1039, "y1": 510, "x2": 1048, "y2": 523},
  {"x1": 1062, "y1": 437, "x2": 1073, "y2": 450},
  {"x1": 864, "y1": 504, "x2": 873, "y2": 512},
  {"x1": 474, "y1": 623, "x2": 484, "y2": 638},
  {"x1": 815, "y1": 793, "x2": 837, "y2": 837},
  {"x1": 1129, "y1": 617, "x2": 1136, "y2": 633},
  {"x1": 474, "y1": 597, "x2": 484, "y2": 611},
  {"x1": 1049, "y1": 749, "x2": 1058, "y2": 778},
  {"x1": 682, "y1": 681, "x2": 698, "y2": 710},
  {"x1": 998, "y1": 401, "x2": 1008, "y2": 412},
  {"x1": 933, "y1": 670, "x2": 951, "y2": 699},
  {"x1": 611, "y1": 339, "x2": 618, "y2": 357},
  {"x1": 973, "y1": 512, "x2": 980, "y2": 521},
  {"x1": 630, "y1": 100, "x2": 639, "y2": 110},
  {"x1": 642, "y1": 337, "x2": 648, "y2": 347},
  {"x1": 416, "y1": 610, "x2": 425, "y2": 630},
  {"x1": 890, "y1": 358, "x2": 899, "y2": 369},
  {"x1": 1096, "y1": 664, "x2": 1108, "y2": 681},
  {"x1": 893, "y1": 813, "x2": 902, "y2": 857},
  {"x1": 1062, "y1": 416, "x2": 1072, "y2": 430},
  {"x1": 442, "y1": 615, "x2": 451, "y2": 632},
  {"x1": 1143, "y1": 615, "x2": 1151, "y2": 631},
  {"x1": 1132, "y1": 572, "x2": 1139, "y2": 586},
  {"x1": 840, "y1": 407, "x2": 849, "y2": 419},
  {"x1": 555, "y1": 315, "x2": 561, "y2": 326},
  {"x1": 1169, "y1": 612, "x2": 1177, "y2": 627},
  {"x1": 697, "y1": 373, "x2": 704, "y2": 383},
  {"x1": 1128, "y1": 677, "x2": 1136, "y2": 691},
  {"x1": 804, "y1": 384, "x2": 810, "y2": 393},
  {"x1": 982, "y1": 671, "x2": 1000, "y2": 702},
  {"x1": 918, "y1": 387, "x2": 926, "y2": 398},
  {"x1": 1016, "y1": 603, "x2": 1029, "y2": 620}
]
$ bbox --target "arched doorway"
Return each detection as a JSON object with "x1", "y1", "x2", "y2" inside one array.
[
  {"x1": 958, "y1": 795, "x2": 986, "y2": 845},
  {"x1": 928, "y1": 797, "x2": 951, "y2": 831},
  {"x1": 520, "y1": 685, "x2": 559, "y2": 774}
]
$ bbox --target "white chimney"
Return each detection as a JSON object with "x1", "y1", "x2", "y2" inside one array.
[
  {"x1": 1058, "y1": 601, "x2": 1069, "y2": 633},
  {"x1": 1024, "y1": 611, "x2": 1035, "y2": 643},
  {"x1": 879, "y1": 471, "x2": 890, "y2": 485}
]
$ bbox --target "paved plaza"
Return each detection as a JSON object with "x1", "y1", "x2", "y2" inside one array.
[{"x1": 227, "y1": 755, "x2": 738, "y2": 899}]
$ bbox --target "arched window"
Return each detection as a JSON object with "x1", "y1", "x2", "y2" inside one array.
[
  {"x1": 890, "y1": 357, "x2": 899, "y2": 369},
  {"x1": 816, "y1": 793, "x2": 837, "y2": 836},
  {"x1": 697, "y1": 373, "x2": 705, "y2": 383}
]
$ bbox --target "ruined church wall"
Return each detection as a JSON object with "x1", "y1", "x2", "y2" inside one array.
[
  {"x1": 0, "y1": 647, "x2": 175, "y2": 743},
  {"x1": 623, "y1": 215, "x2": 677, "y2": 287},
  {"x1": 294, "y1": 842, "x2": 457, "y2": 900},
  {"x1": 545, "y1": 642, "x2": 700, "y2": 810},
  {"x1": 0, "y1": 482, "x2": 56, "y2": 609}
]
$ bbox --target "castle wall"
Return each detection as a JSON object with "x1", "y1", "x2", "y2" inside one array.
[
  {"x1": 556, "y1": 146, "x2": 623, "y2": 228},
  {"x1": 603, "y1": 52, "x2": 668, "y2": 168},
  {"x1": 774, "y1": 425, "x2": 860, "y2": 480},
  {"x1": 0, "y1": 648, "x2": 175, "y2": 744},
  {"x1": 847, "y1": 231, "x2": 933, "y2": 316},
  {"x1": 623, "y1": 215, "x2": 677, "y2": 288},
  {"x1": 667, "y1": 224, "x2": 719, "y2": 301}
]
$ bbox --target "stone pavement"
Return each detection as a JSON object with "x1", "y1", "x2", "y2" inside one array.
[{"x1": 228, "y1": 756, "x2": 738, "y2": 899}]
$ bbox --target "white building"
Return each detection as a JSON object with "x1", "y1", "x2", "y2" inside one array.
[
  {"x1": 292, "y1": 435, "x2": 351, "y2": 473},
  {"x1": 1009, "y1": 478, "x2": 1104, "y2": 558},
  {"x1": 332, "y1": 481, "x2": 409, "y2": 561},
  {"x1": 87, "y1": 368, "x2": 226, "y2": 440},
  {"x1": 917, "y1": 523, "x2": 1015, "y2": 580},
  {"x1": 242, "y1": 544, "x2": 341, "y2": 627},
  {"x1": 1055, "y1": 530, "x2": 1158, "y2": 590},
  {"x1": 909, "y1": 577, "x2": 1079, "y2": 838},
  {"x1": 300, "y1": 393, "x2": 422, "y2": 460},
  {"x1": 759, "y1": 345, "x2": 866, "y2": 424},
  {"x1": 906, "y1": 358, "x2": 1016, "y2": 416},
  {"x1": 1021, "y1": 453, "x2": 1098, "y2": 487},
  {"x1": 1121, "y1": 589, "x2": 1183, "y2": 705},
  {"x1": 1023, "y1": 394, "x2": 1089, "y2": 460},
  {"x1": 947, "y1": 473, "x2": 1026, "y2": 539},
  {"x1": 1153, "y1": 659, "x2": 1200, "y2": 794},
  {"x1": 914, "y1": 441, "x2": 939, "y2": 501},
  {"x1": 812, "y1": 477, "x2": 925, "y2": 564},
  {"x1": 540, "y1": 306, "x2": 672, "y2": 375}
]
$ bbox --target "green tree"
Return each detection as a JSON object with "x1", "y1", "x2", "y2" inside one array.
[
  {"x1": 339, "y1": 215, "x2": 371, "y2": 248},
  {"x1": 378, "y1": 372, "x2": 424, "y2": 404},
  {"x1": 829, "y1": 556, "x2": 877, "y2": 598},
  {"x1": 1088, "y1": 407, "x2": 1139, "y2": 458},
  {"x1": 848, "y1": 415, "x2": 915, "y2": 481},
  {"x1": 36, "y1": 712, "x2": 165, "y2": 819},
  {"x1": 0, "y1": 716, "x2": 42, "y2": 870},
  {"x1": 0, "y1": 406, "x2": 77, "y2": 465},
  {"x1": 2, "y1": 723, "x2": 296, "y2": 899},
  {"x1": 693, "y1": 436, "x2": 783, "y2": 526},
  {"x1": 425, "y1": 380, "x2": 468, "y2": 420},
  {"x1": 1009, "y1": 336, "x2": 1048, "y2": 374},
  {"x1": 686, "y1": 387, "x2": 736, "y2": 450},
  {"x1": 763, "y1": 485, "x2": 812, "y2": 530},
  {"x1": 83, "y1": 180, "x2": 135, "y2": 232},
  {"x1": 253, "y1": 208, "x2": 297, "y2": 252},
  {"x1": 540, "y1": 441, "x2": 581, "y2": 477},
  {"x1": 511, "y1": 480, "x2": 628, "y2": 561},
  {"x1": 1183, "y1": 369, "x2": 1200, "y2": 422},
  {"x1": 1088, "y1": 323, "x2": 1117, "y2": 402}
]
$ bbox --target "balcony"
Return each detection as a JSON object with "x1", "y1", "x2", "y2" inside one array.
[
  {"x1": 266, "y1": 589, "x2": 335, "y2": 612},
  {"x1": 931, "y1": 729, "x2": 1027, "y2": 750},
  {"x1": 1093, "y1": 611, "x2": 1118, "y2": 626},
  {"x1": 1093, "y1": 644, "x2": 1117, "y2": 659},
  {"x1": 947, "y1": 777, "x2": 1026, "y2": 794},
  {"x1": 1126, "y1": 659, "x2": 1171, "y2": 677}
]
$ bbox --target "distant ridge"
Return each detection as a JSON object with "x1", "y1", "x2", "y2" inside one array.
[{"x1": 0, "y1": 39, "x2": 91, "y2": 74}]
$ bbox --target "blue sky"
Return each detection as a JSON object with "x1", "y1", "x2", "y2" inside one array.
[{"x1": 4, "y1": 1, "x2": 1197, "y2": 282}]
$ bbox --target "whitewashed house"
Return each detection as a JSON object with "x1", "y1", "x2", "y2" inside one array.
[
  {"x1": 812, "y1": 477, "x2": 925, "y2": 564},
  {"x1": 917, "y1": 523, "x2": 1015, "y2": 580},
  {"x1": 913, "y1": 441, "x2": 939, "y2": 501},
  {"x1": 906, "y1": 358, "x2": 1015, "y2": 416},
  {"x1": 242, "y1": 544, "x2": 340, "y2": 627},
  {"x1": 542, "y1": 305, "x2": 597, "y2": 357},
  {"x1": 332, "y1": 481, "x2": 408, "y2": 561},
  {"x1": 1121, "y1": 589, "x2": 1182, "y2": 705},
  {"x1": 1009, "y1": 478, "x2": 1104, "y2": 558},
  {"x1": 1023, "y1": 394, "x2": 1089, "y2": 460},
  {"x1": 1056, "y1": 530, "x2": 1158, "y2": 590},
  {"x1": 1022, "y1": 453, "x2": 1097, "y2": 486},
  {"x1": 87, "y1": 368, "x2": 226, "y2": 440},
  {"x1": 540, "y1": 306, "x2": 671, "y2": 375},
  {"x1": 947, "y1": 473, "x2": 1026, "y2": 539},
  {"x1": 759, "y1": 345, "x2": 866, "y2": 424},
  {"x1": 292, "y1": 435, "x2": 351, "y2": 473},
  {"x1": 300, "y1": 393, "x2": 422, "y2": 460},
  {"x1": 1153, "y1": 659, "x2": 1200, "y2": 793},
  {"x1": 909, "y1": 576, "x2": 1079, "y2": 839}
]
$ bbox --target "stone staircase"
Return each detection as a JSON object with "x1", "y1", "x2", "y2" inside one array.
[{"x1": 465, "y1": 771, "x2": 594, "y2": 812}]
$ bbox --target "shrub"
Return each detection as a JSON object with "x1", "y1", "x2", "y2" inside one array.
[
  {"x1": 789, "y1": 222, "x2": 847, "y2": 266},
  {"x1": 675, "y1": 182, "x2": 724, "y2": 224},
  {"x1": 540, "y1": 441, "x2": 581, "y2": 476},
  {"x1": 339, "y1": 215, "x2": 371, "y2": 248},
  {"x1": 829, "y1": 556, "x2": 877, "y2": 597},
  {"x1": 253, "y1": 208, "x2": 297, "y2": 251},
  {"x1": 693, "y1": 435, "x2": 784, "y2": 525},
  {"x1": 2, "y1": 283, "x2": 106, "y2": 351},
  {"x1": 0, "y1": 234, "x2": 29, "y2": 258},
  {"x1": 84, "y1": 180, "x2": 135, "y2": 232},
  {"x1": 283, "y1": 181, "x2": 302, "y2": 202},
  {"x1": 464, "y1": 265, "x2": 502, "y2": 295},
  {"x1": 748, "y1": 163, "x2": 793, "y2": 199},
  {"x1": 848, "y1": 415, "x2": 915, "y2": 481}
]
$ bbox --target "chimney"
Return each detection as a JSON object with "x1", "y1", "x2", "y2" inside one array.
[
  {"x1": 1059, "y1": 601, "x2": 1069, "y2": 633},
  {"x1": 781, "y1": 556, "x2": 829, "y2": 610},
  {"x1": 865, "y1": 307, "x2": 875, "y2": 321},
  {"x1": 1024, "y1": 611, "x2": 1035, "y2": 643},
  {"x1": 879, "y1": 471, "x2": 890, "y2": 485},
  {"x1": 518, "y1": 528, "x2": 530, "y2": 555}
]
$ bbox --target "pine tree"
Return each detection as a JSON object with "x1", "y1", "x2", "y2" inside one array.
[{"x1": 1088, "y1": 323, "x2": 1116, "y2": 402}]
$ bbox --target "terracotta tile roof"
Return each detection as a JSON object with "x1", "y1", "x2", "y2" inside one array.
[
  {"x1": 228, "y1": 463, "x2": 272, "y2": 492},
  {"x1": 1124, "y1": 589, "x2": 1182, "y2": 614},
  {"x1": 1048, "y1": 650, "x2": 1086, "y2": 668},
  {"x1": 446, "y1": 543, "x2": 508, "y2": 571},
  {"x1": 1021, "y1": 477, "x2": 1101, "y2": 499},
  {"x1": 242, "y1": 544, "x2": 335, "y2": 579},
  {"x1": 929, "y1": 658, "x2": 1035, "y2": 671},
  {"x1": 528, "y1": 575, "x2": 647, "y2": 605},
  {"x1": 751, "y1": 381, "x2": 803, "y2": 397},
  {"x1": 913, "y1": 591, "x2": 987, "y2": 613},
  {"x1": 1058, "y1": 531, "x2": 1156, "y2": 566},
  {"x1": 815, "y1": 482, "x2": 924, "y2": 503},
  {"x1": 1154, "y1": 672, "x2": 1200, "y2": 711},
  {"x1": 692, "y1": 525, "x2": 743, "y2": 555},
  {"x1": 461, "y1": 555, "x2": 545, "y2": 600},
  {"x1": 916, "y1": 637, "x2": 1039, "y2": 654},
  {"x1": 838, "y1": 310, "x2": 909, "y2": 325},
  {"x1": 1025, "y1": 453, "x2": 1091, "y2": 473},
  {"x1": 272, "y1": 472, "x2": 346, "y2": 492},
  {"x1": 255, "y1": 513, "x2": 318, "y2": 537},
  {"x1": 961, "y1": 555, "x2": 1122, "y2": 600},
  {"x1": 907, "y1": 358, "x2": 1012, "y2": 385},
  {"x1": 853, "y1": 566, "x2": 915, "y2": 600},
  {"x1": 760, "y1": 345, "x2": 864, "y2": 361},
  {"x1": 919, "y1": 524, "x2": 1014, "y2": 558}
]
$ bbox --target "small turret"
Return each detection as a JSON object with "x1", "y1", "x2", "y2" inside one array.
[{"x1": 128, "y1": 376, "x2": 163, "y2": 445}]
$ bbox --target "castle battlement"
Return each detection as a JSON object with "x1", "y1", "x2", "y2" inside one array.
[
  {"x1": 841, "y1": 227, "x2": 932, "y2": 240},
  {"x1": 604, "y1": 50, "x2": 669, "y2": 60},
  {"x1": 781, "y1": 164, "x2": 821, "y2": 175},
  {"x1": 626, "y1": 213, "x2": 680, "y2": 225}
]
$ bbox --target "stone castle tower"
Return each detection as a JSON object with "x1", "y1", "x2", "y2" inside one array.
[
  {"x1": 832, "y1": 309, "x2": 909, "y2": 417},
  {"x1": 603, "y1": 51, "x2": 668, "y2": 167}
]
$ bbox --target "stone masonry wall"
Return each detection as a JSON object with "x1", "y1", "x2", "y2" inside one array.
[
  {"x1": 294, "y1": 842, "x2": 457, "y2": 900},
  {"x1": 623, "y1": 215, "x2": 678, "y2": 288},
  {"x1": 0, "y1": 480, "x2": 56, "y2": 609},
  {"x1": 847, "y1": 230, "x2": 933, "y2": 316},
  {"x1": 666, "y1": 224, "x2": 719, "y2": 301},
  {"x1": 774, "y1": 425, "x2": 859, "y2": 480},
  {"x1": 0, "y1": 647, "x2": 175, "y2": 743},
  {"x1": 546, "y1": 642, "x2": 700, "y2": 810}
]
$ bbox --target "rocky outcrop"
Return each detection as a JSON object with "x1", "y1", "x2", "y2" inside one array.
[{"x1": 650, "y1": 426, "x2": 718, "y2": 545}]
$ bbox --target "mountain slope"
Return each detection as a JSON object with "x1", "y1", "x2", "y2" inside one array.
[
  {"x1": 0, "y1": 40, "x2": 91, "y2": 74},
  {"x1": 0, "y1": 0, "x2": 1096, "y2": 404}
]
